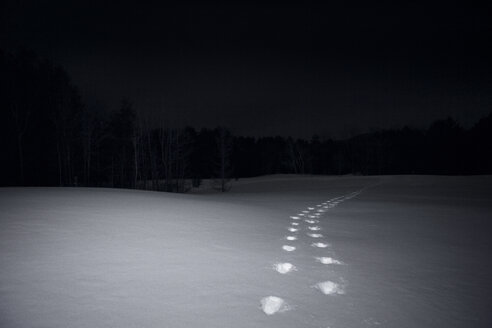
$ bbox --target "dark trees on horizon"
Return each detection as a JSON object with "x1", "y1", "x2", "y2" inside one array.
[{"x1": 1, "y1": 49, "x2": 492, "y2": 191}]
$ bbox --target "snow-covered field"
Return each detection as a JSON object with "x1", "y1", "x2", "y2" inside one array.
[{"x1": 1, "y1": 175, "x2": 491, "y2": 328}]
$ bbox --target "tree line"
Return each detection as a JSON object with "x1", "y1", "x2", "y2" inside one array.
[{"x1": 1, "y1": 49, "x2": 491, "y2": 191}]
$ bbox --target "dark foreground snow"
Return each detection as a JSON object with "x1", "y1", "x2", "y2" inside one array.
[{"x1": 1, "y1": 175, "x2": 491, "y2": 327}]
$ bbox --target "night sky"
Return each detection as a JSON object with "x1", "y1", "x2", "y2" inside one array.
[{"x1": 1, "y1": 1, "x2": 491, "y2": 138}]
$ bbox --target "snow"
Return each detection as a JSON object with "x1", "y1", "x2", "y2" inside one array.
[
  {"x1": 260, "y1": 296, "x2": 289, "y2": 315},
  {"x1": 316, "y1": 257, "x2": 343, "y2": 265},
  {"x1": 312, "y1": 242, "x2": 330, "y2": 248},
  {"x1": 1, "y1": 175, "x2": 492, "y2": 327},
  {"x1": 273, "y1": 263, "x2": 296, "y2": 274},
  {"x1": 282, "y1": 245, "x2": 296, "y2": 252},
  {"x1": 315, "y1": 281, "x2": 345, "y2": 295}
]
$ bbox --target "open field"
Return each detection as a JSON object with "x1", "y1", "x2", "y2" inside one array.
[{"x1": 1, "y1": 175, "x2": 491, "y2": 327}]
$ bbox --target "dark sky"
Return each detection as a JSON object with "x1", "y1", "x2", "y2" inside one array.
[{"x1": 1, "y1": 1, "x2": 491, "y2": 138}]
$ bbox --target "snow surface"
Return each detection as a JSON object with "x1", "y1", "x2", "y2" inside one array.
[{"x1": 1, "y1": 175, "x2": 492, "y2": 327}]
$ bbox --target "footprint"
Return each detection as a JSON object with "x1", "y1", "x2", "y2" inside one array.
[
  {"x1": 282, "y1": 245, "x2": 296, "y2": 252},
  {"x1": 260, "y1": 296, "x2": 289, "y2": 315},
  {"x1": 314, "y1": 281, "x2": 345, "y2": 295},
  {"x1": 308, "y1": 215, "x2": 317, "y2": 218},
  {"x1": 302, "y1": 210, "x2": 309, "y2": 214},
  {"x1": 290, "y1": 216, "x2": 301, "y2": 220},
  {"x1": 308, "y1": 226, "x2": 321, "y2": 231},
  {"x1": 312, "y1": 242, "x2": 329, "y2": 248},
  {"x1": 317, "y1": 209, "x2": 325, "y2": 213},
  {"x1": 316, "y1": 257, "x2": 343, "y2": 265},
  {"x1": 307, "y1": 233, "x2": 323, "y2": 238},
  {"x1": 286, "y1": 235, "x2": 297, "y2": 241},
  {"x1": 273, "y1": 262, "x2": 296, "y2": 274},
  {"x1": 305, "y1": 219, "x2": 318, "y2": 224},
  {"x1": 307, "y1": 207, "x2": 315, "y2": 210},
  {"x1": 298, "y1": 213, "x2": 306, "y2": 217},
  {"x1": 314, "y1": 213, "x2": 321, "y2": 216},
  {"x1": 291, "y1": 222, "x2": 299, "y2": 226},
  {"x1": 288, "y1": 227, "x2": 298, "y2": 232}
]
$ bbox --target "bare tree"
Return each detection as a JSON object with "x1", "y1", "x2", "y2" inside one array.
[
  {"x1": 286, "y1": 137, "x2": 305, "y2": 174},
  {"x1": 158, "y1": 125, "x2": 192, "y2": 193},
  {"x1": 213, "y1": 127, "x2": 233, "y2": 192},
  {"x1": 132, "y1": 114, "x2": 141, "y2": 188},
  {"x1": 143, "y1": 118, "x2": 159, "y2": 190},
  {"x1": 51, "y1": 77, "x2": 77, "y2": 186},
  {"x1": 81, "y1": 105, "x2": 103, "y2": 186},
  {"x1": 10, "y1": 103, "x2": 30, "y2": 185}
]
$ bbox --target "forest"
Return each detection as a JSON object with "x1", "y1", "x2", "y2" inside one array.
[{"x1": 2, "y1": 49, "x2": 491, "y2": 191}]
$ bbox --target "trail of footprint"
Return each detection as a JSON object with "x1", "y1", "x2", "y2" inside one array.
[{"x1": 263, "y1": 190, "x2": 362, "y2": 315}]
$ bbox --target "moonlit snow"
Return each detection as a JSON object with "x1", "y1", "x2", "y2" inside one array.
[{"x1": 1, "y1": 175, "x2": 491, "y2": 327}]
